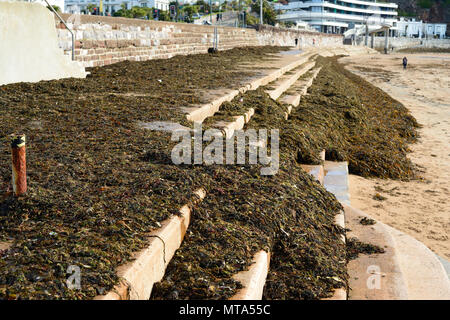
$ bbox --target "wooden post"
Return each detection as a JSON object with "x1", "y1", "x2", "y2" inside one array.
[{"x1": 11, "y1": 134, "x2": 26, "y2": 197}]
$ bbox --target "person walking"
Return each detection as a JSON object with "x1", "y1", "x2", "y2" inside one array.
[{"x1": 402, "y1": 56, "x2": 408, "y2": 70}]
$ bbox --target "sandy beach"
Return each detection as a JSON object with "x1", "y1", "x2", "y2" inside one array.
[{"x1": 339, "y1": 52, "x2": 450, "y2": 259}]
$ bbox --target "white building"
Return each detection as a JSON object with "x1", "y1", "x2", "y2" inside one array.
[
  {"x1": 275, "y1": 0, "x2": 398, "y2": 34},
  {"x1": 395, "y1": 18, "x2": 446, "y2": 39},
  {"x1": 424, "y1": 23, "x2": 447, "y2": 39},
  {"x1": 65, "y1": 0, "x2": 169, "y2": 15}
]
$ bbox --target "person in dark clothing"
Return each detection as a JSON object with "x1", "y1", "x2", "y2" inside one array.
[{"x1": 402, "y1": 57, "x2": 408, "y2": 70}]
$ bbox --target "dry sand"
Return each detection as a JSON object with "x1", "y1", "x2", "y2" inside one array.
[{"x1": 339, "y1": 52, "x2": 450, "y2": 259}]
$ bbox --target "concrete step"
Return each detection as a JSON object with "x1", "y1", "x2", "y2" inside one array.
[
  {"x1": 300, "y1": 158, "x2": 348, "y2": 300},
  {"x1": 230, "y1": 251, "x2": 270, "y2": 300},
  {"x1": 323, "y1": 161, "x2": 350, "y2": 206},
  {"x1": 324, "y1": 161, "x2": 349, "y2": 175},
  {"x1": 266, "y1": 61, "x2": 316, "y2": 101},
  {"x1": 211, "y1": 60, "x2": 320, "y2": 138},
  {"x1": 282, "y1": 66, "x2": 322, "y2": 99},
  {"x1": 279, "y1": 66, "x2": 322, "y2": 120},
  {"x1": 279, "y1": 94, "x2": 300, "y2": 108},
  {"x1": 0, "y1": 241, "x2": 12, "y2": 252},
  {"x1": 95, "y1": 188, "x2": 206, "y2": 300},
  {"x1": 300, "y1": 164, "x2": 324, "y2": 185},
  {"x1": 345, "y1": 204, "x2": 450, "y2": 300}
]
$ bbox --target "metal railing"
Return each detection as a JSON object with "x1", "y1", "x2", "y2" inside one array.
[{"x1": 43, "y1": 0, "x2": 75, "y2": 61}]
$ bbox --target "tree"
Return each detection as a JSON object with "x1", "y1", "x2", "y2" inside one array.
[
  {"x1": 251, "y1": 0, "x2": 277, "y2": 25},
  {"x1": 130, "y1": 6, "x2": 147, "y2": 18},
  {"x1": 195, "y1": 1, "x2": 207, "y2": 13},
  {"x1": 86, "y1": 3, "x2": 96, "y2": 14},
  {"x1": 113, "y1": 8, "x2": 133, "y2": 17},
  {"x1": 47, "y1": 5, "x2": 61, "y2": 12},
  {"x1": 246, "y1": 14, "x2": 259, "y2": 25},
  {"x1": 183, "y1": 5, "x2": 198, "y2": 19},
  {"x1": 159, "y1": 10, "x2": 170, "y2": 21}
]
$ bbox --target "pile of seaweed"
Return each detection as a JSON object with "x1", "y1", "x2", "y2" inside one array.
[
  {"x1": 0, "y1": 49, "x2": 419, "y2": 300},
  {"x1": 290, "y1": 56, "x2": 420, "y2": 179},
  {"x1": 202, "y1": 56, "x2": 420, "y2": 179},
  {"x1": 0, "y1": 46, "x2": 294, "y2": 299},
  {"x1": 346, "y1": 238, "x2": 385, "y2": 261},
  {"x1": 151, "y1": 89, "x2": 347, "y2": 300},
  {"x1": 152, "y1": 55, "x2": 421, "y2": 299}
]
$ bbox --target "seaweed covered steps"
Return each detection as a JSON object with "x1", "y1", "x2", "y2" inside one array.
[
  {"x1": 1, "y1": 46, "x2": 301, "y2": 300},
  {"x1": 97, "y1": 49, "x2": 322, "y2": 301},
  {"x1": 299, "y1": 156, "x2": 347, "y2": 300},
  {"x1": 265, "y1": 61, "x2": 316, "y2": 101},
  {"x1": 151, "y1": 95, "x2": 347, "y2": 299},
  {"x1": 205, "y1": 59, "x2": 321, "y2": 138},
  {"x1": 185, "y1": 51, "x2": 315, "y2": 123},
  {"x1": 289, "y1": 55, "x2": 420, "y2": 179},
  {"x1": 95, "y1": 188, "x2": 206, "y2": 300},
  {"x1": 278, "y1": 66, "x2": 322, "y2": 121}
]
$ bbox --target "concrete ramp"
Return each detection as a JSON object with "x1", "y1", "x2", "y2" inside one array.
[{"x1": 0, "y1": 1, "x2": 86, "y2": 86}]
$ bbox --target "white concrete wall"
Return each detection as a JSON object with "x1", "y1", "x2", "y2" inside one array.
[
  {"x1": 368, "y1": 37, "x2": 450, "y2": 50},
  {"x1": 0, "y1": 1, "x2": 86, "y2": 86}
]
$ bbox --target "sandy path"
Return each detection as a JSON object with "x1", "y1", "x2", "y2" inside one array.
[{"x1": 339, "y1": 52, "x2": 450, "y2": 259}]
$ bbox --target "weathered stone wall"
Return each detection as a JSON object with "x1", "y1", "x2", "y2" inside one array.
[{"x1": 56, "y1": 14, "x2": 343, "y2": 68}]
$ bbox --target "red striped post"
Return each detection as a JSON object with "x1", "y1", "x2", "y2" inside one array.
[{"x1": 11, "y1": 134, "x2": 27, "y2": 197}]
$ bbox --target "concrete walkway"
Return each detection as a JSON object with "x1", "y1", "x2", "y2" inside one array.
[{"x1": 323, "y1": 161, "x2": 450, "y2": 299}]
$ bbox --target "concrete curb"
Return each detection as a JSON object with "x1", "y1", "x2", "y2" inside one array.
[
  {"x1": 230, "y1": 250, "x2": 270, "y2": 300},
  {"x1": 345, "y1": 203, "x2": 450, "y2": 299},
  {"x1": 384, "y1": 223, "x2": 450, "y2": 299},
  {"x1": 95, "y1": 188, "x2": 206, "y2": 300}
]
